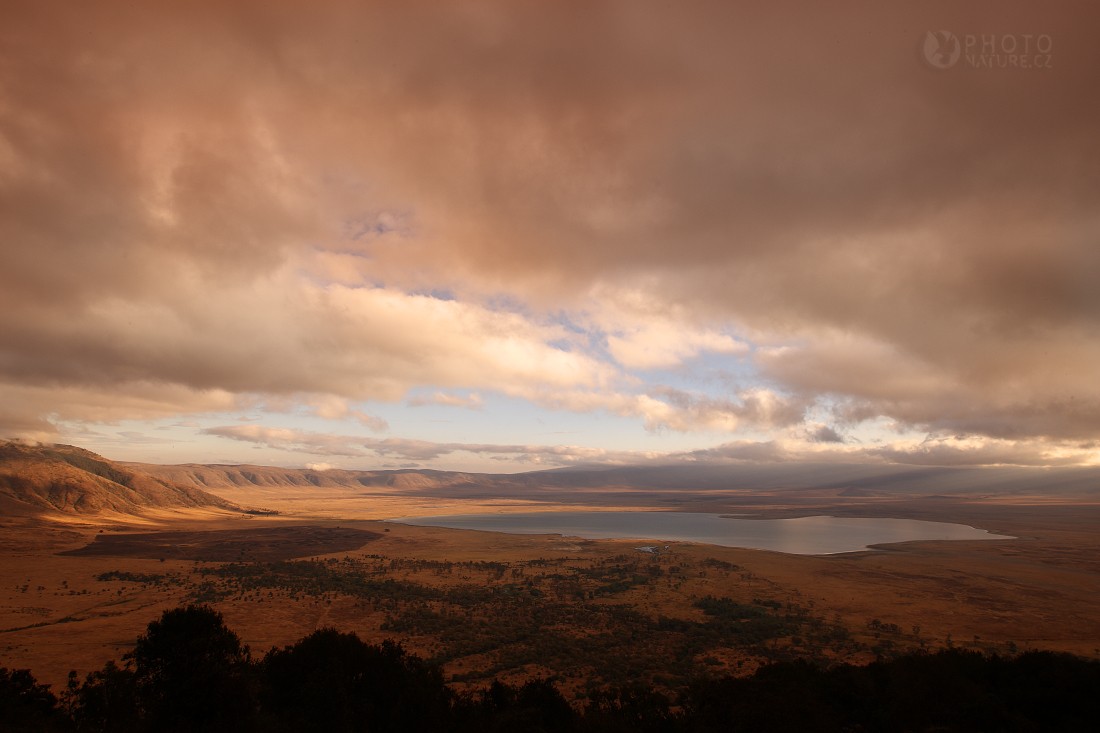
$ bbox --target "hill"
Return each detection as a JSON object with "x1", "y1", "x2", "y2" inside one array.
[
  {"x1": 131, "y1": 459, "x2": 1100, "y2": 505},
  {"x1": 8, "y1": 441, "x2": 1098, "y2": 521},
  {"x1": 0, "y1": 441, "x2": 242, "y2": 519},
  {"x1": 130, "y1": 462, "x2": 483, "y2": 493}
]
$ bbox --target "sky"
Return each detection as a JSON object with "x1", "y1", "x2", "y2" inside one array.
[{"x1": 1, "y1": 0, "x2": 1098, "y2": 472}]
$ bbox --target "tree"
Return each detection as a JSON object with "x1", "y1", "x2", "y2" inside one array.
[
  {"x1": 69, "y1": 661, "x2": 139, "y2": 733},
  {"x1": 126, "y1": 604, "x2": 256, "y2": 731},
  {"x1": 582, "y1": 684, "x2": 675, "y2": 733},
  {"x1": 0, "y1": 666, "x2": 70, "y2": 732},
  {"x1": 454, "y1": 678, "x2": 576, "y2": 733},
  {"x1": 261, "y1": 628, "x2": 451, "y2": 732}
]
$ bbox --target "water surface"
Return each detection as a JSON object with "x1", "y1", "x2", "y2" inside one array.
[{"x1": 390, "y1": 511, "x2": 1012, "y2": 555}]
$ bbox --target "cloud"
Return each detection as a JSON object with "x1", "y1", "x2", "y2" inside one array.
[
  {"x1": 867, "y1": 435, "x2": 1092, "y2": 468},
  {"x1": 204, "y1": 421, "x2": 1099, "y2": 469},
  {"x1": 407, "y1": 392, "x2": 484, "y2": 410},
  {"x1": 607, "y1": 327, "x2": 743, "y2": 370},
  {"x1": 806, "y1": 425, "x2": 847, "y2": 444},
  {"x1": 306, "y1": 395, "x2": 389, "y2": 431},
  {"x1": 0, "y1": 270, "x2": 618, "y2": 430},
  {"x1": 651, "y1": 387, "x2": 808, "y2": 432},
  {"x1": 0, "y1": 382, "x2": 240, "y2": 435},
  {"x1": 204, "y1": 425, "x2": 369, "y2": 458},
  {"x1": 756, "y1": 326, "x2": 1100, "y2": 442},
  {"x1": 203, "y1": 424, "x2": 655, "y2": 466},
  {"x1": 587, "y1": 283, "x2": 749, "y2": 370},
  {"x1": 364, "y1": 437, "x2": 650, "y2": 465},
  {"x1": 1, "y1": 1, "x2": 1098, "y2": 465},
  {"x1": 676, "y1": 440, "x2": 793, "y2": 464}
]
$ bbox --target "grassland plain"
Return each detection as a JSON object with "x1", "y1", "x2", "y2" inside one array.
[
  {"x1": 3, "y1": 492, "x2": 1100, "y2": 698},
  {"x1": 5, "y1": 444, "x2": 1100, "y2": 692}
]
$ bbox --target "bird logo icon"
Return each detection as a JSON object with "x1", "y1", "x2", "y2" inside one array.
[{"x1": 922, "y1": 30, "x2": 962, "y2": 70}]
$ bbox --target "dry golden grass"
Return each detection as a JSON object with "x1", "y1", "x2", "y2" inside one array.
[{"x1": 2, "y1": 487, "x2": 1099, "y2": 692}]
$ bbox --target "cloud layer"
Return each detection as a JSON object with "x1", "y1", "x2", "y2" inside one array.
[{"x1": 2, "y1": 1, "x2": 1098, "y2": 467}]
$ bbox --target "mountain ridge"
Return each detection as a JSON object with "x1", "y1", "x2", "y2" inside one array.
[
  {"x1": 129, "y1": 455, "x2": 1100, "y2": 500},
  {"x1": 0, "y1": 441, "x2": 243, "y2": 519},
  {"x1": 5, "y1": 441, "x2": 1099, "y2": 521}
]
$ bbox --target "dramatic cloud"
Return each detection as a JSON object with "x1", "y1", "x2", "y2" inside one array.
[
  {"x1": 2, "y1": 0, "x2": 1098, "y2": 468},
  {"x1": 205, "y1": 423, "x2": 1099, "y2": 470},
  {"x1": 305, "y1": 395, "x2": 389, "y2": 431},
  {"x1": 205, "y1": 424, "x2": 656, "y2": 466},
  {"x1": 806, "y1": 425, "x2": 847, "y2": 445},
  {"x1": 867, "y1": 435, "x2": 1095, "y2": 468},
  {"x1": 204, "y1": 425, "x2": 367, "y2": 458}
]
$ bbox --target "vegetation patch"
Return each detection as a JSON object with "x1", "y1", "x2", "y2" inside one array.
[
  {"x1": 196, "y1": 554, "x2": 859, "y2": 689},
  {"x1": 60, "y1": 526, "x2": 379, "y2": 561}
]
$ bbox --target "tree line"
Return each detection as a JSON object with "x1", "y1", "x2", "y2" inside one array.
[{"x1": 2, "y1": 604, "x2": 1098, "y2": 732}]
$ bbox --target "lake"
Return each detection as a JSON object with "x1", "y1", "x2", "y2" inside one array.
[{"x1": 388, "y1": 511, "x2": 1013, "y2": 555}]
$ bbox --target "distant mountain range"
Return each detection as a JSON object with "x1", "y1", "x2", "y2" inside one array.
[
  {"x1": 3, "y1": 441, "x2": 1098, "y2": 520},
  {"x1": 133, "y1": 458, "x2": 1100, "y2": 499},
  {"x1": 126, "y1": 461, "x2": 486, "y2": 493}
]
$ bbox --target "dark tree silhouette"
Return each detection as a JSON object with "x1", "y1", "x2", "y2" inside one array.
[
  {"x1": 454, "y1": 678, "x2": 577, "y2": 733},
  {"x1": 126, "y1": 604, "x2": 256, "y2": 732},
  {"x1": 261, "y1": 627, "x2": 451, "y2": 732},
  {"x1": 679, "y1": 649, "x2": 1100, "y2": 733},
  {"x1": 0, "y1": 666, "x2": 71, "y2": 732},
  {"x1": 69, "y1": 661, "x2": 140, "y2": 733},
  {"x1": 10, "y1": 604, "x2": 1100, "y2": 732},
  {"x1": 581, "y1": 684, "x2": 676, "y2": 733}
]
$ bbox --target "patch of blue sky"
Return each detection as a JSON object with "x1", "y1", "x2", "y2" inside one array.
[
  {"x1": 409, "y1": 288, "x2": 457, "y2": 301},
  {"x1": 480, "y1": 291, "x2": 538, "y2": 320},
  {"x1": 58, "y1": 395, "x2": 779, "y2": 471},
  {"x1": 627, "y1": 350, "x2": 762, "y2": 394},
  {"x1": 433, "y1": 391, "x2": 752, "y2": 455},
  {"x1": 56, "y1": 415, "x2": 258, "y2": 466},
  {"x1": 798, "y1": 397, "x2": 918, "y2": 447},
  {"x1": 537, "y1": 310, "x2": 619, "y2": 362},
  {"x1": 374, "y1": 390, "x2": 622, "y2": 445},
  {"x1": 845, "y1": 416, "x2": 925, "y2": 446}
]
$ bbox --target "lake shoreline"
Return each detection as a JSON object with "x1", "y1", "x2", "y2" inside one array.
[{"x1": 388, "y1": 510, "x2": 1014, "y2": 555}]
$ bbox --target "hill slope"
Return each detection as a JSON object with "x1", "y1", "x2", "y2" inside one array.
[
  {"x1": 131, "y1": 462, "x2": 483, "y2": 493},
  {"x1": 131, "y1": 458, "x2": 1100, "y2": 504},
  {"x1": 0, "y1": 442, "x2": 242, "y2": 518},
  {"x1": 8, "y1": 441, "x2": 1098, "y2": 520}
]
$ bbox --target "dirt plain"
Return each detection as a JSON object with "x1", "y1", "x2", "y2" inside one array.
[{"x1": 2, "y1": 485, "x2": 1099, "y2": 696}]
